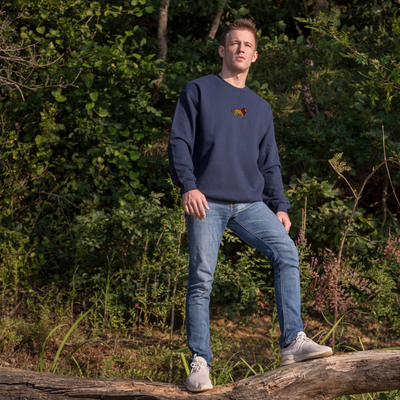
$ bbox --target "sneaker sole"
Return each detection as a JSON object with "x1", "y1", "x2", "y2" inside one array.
[
  {"x1": 185, "y1": 381, "x2": 213, "y2": 392},
  {"x1": 281, "y1": 348, "x2": 333, "y2": 366}
]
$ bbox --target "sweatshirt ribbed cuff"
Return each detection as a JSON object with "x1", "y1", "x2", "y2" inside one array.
[
  {"x1": 273, "y1": 205, "x2": 290, "y2": 214},
  {"x1": 180, "y1": 180, "x2": 197, "y2": 195}
]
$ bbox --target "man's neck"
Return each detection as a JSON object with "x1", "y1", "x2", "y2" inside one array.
[{"x1": 219, "y1": 67, "x2": 248, "y2": 88}]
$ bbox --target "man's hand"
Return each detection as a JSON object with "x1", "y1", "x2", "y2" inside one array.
[
  {"x1": 182, "y1": 189, "x2": 210, "y2": 220},
  {"x1": 276, "y1": 211, "x2": 291, "y2": 233}
]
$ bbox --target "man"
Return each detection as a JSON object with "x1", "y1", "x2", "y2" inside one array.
[{"x1": 168, "y1": 19, "x2": 333, "y2": 392}]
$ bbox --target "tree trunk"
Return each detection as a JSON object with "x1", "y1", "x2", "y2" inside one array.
[
  {"x1": 203, "y1": 2, "x2": 226, "y2": 54},
  {"x1": 1, "y1": 350, "x2": 400, "y2": 399},
  {"x1": 208, "y1": 9, "x2": 223, "y2": 39},
  {"x1": 153, "y1": 0, "x2": 171, "y2": 102},
  {"x1": 157, "y1": 0, "x2": 171, "y2": 61}
]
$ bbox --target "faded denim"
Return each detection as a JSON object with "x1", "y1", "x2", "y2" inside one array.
[{"x1": 185, "y1": 199, "x2": 303, "y2": 368}]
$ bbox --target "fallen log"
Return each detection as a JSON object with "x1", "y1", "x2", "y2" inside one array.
[{"x1": 1, "y1": 350, "x2": 400, "y2": 399}]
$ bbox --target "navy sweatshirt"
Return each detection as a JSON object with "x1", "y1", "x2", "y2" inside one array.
[{"x1": 168, "y1": 74, "x2": 290, "y2": 214}]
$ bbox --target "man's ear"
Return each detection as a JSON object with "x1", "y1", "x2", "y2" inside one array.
[
  {"x1": 218, "y1": 45, "x2": 225, "y2": 58},
  {"x1": 252, "y1": 50, "x2": 258, "y2": 63}
]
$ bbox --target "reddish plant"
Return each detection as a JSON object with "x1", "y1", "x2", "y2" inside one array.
[
  {"x1": 311, "y1": 255, "x2": 371, "y2": 314},
  {"x1": 384, "y1": 233, "x2": 400, "y2": 270}
]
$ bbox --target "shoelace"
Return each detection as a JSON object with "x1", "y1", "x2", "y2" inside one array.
[
  {"x1": 295, "y1": 332, "x2": 312, "y2": 343},
  {"x1": 190, "y1": 359, "x2": 208, "y2": 373}
]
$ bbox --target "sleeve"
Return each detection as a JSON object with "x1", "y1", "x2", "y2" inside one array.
[
  {"x1": 257, "y1": 108, "x2": 291, "y2": 214},
  {"x1": 168, "y1": 85, "x2": 198, "y2": 195}
]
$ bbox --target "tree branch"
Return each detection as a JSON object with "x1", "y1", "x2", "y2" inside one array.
[{"x1": 1, "y1": 351, "x2": 400, "y2": 399}]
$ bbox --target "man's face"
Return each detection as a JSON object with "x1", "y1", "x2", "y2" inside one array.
[{"x1": 218, "y1": 29, "x2": 258, "y2": 73}]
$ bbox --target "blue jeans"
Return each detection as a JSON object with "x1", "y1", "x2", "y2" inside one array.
[{"x1": 185, "y1": 199, "x2": 303, "y2": 368}]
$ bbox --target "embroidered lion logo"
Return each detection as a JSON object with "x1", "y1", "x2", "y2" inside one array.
[{"x1": 231, "y1": 108, "x2": 247, "y2": 118}]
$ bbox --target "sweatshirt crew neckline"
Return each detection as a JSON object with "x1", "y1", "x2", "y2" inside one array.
[{"x1": 215, "y1": 73, "x2": 249, "y2": 92}]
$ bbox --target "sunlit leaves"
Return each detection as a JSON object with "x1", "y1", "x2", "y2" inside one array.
[
  {"x1": 96, "y1": 108, "x2": 109, "y2": 117},
  {"x1": 89, "y1": 92, "x2": 98, "y2": 102},
  {"x1": 51, "y1": 88, "x2": 66, "y2": 102},
  {"x1": 297, "y1": 5, "x2": 400, "y2": 111}
]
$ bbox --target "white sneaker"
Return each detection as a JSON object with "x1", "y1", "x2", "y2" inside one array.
[
  {"x1": 185, "y1": 354, "x2": 213, "y2": 392},
  {"x1": 281, "y1": 331, "x2": 333, "y2": 366}
]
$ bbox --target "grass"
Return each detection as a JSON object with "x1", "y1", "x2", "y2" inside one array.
[
  {"x1": 336, "y1": 393, "x2": 400, "y2": 400},
  {"x1": 1, "y1": 288, "x2": 400, "y2": 400}
]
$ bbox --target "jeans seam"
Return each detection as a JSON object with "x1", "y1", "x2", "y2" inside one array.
[{"x1": 233, "y1": 217, "x2": 288, "y2": 341}]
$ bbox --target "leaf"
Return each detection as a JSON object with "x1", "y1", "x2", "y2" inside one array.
[
  {"x1": 97, "y1": 108, "x2": 109, "y2": 117},
  {"x1": 86, "y1": 102, "x2": 95, "y2": 111},
  {"x1": 51, "y1": 88, "x2": 62, "y2": 97},
  {"x1": 50, "y1": 310, "x2": 91, "y2": 373},
  {"x1": 277, "y1": 20, "x2": 287, "y2": 31},
  {"x1": 81, "y1": 73, "x2": 95, "y2": 88},
  {"x1": 89, "y1": 92, "x2": 98, "y2": 102},
  {"x1": 55, "y1": 95, "x2": 67, "y2": 102},
  {"x1": 21, "y1": 32, "x2": 29, "y2": 39},
  {"x1": 129, "y1": 151, "x2": 140, "y2": 161},
  {"x1": 111, "y1": 86, "x2": 120, "y2": 97},
  {"x1": 129, "y1": 171, "x2": 139, "y2": 180},
  {"x1": 39, "y1": 324, "x2": 67, "y2": 372},
  {"x1": 181, "y1": 353, "x2": 190, "y2": 376},
  {"x1": 240, "y1": 357, "x2": 257, "y2": 375},
  {"x1": 319, "y1": 314, "x2": 345, "y2": 345},
  {"x1": 145, "y1": 6, "x2": 153, "y2": 13},
  {"x1": 36, "y1": 26, "x2": 46, "y2": 34},
  {"x1": 35, "y1": 135, "x2": 45, "y2": 145},
  {"x1": 85, "y1": 79, "x2": 93, "y2": 88}
]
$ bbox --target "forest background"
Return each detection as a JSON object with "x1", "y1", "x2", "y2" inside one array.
[{"x1": 1, "y1": 0, "x2": 400, "y2": 392}]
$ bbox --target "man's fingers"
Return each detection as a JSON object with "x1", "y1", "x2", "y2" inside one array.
[
  {"x1": 185, "y1": 201, "x2": 201, "y2": 219},
  {"x1": 281, "y1": 219, "x2": 290, "y2": 233},
  {"x1": 189, "y1": 200, "x2": 206, "y2": 219},
  {"x1": 182, "y1": 190, "x2": 209, "y2": 220},
  {"x1": 195, "y1": 198, "x2": 206, "y2": 219},
  {"x1": 276, "y1": 211, "x2": 291, "y2": 233}
]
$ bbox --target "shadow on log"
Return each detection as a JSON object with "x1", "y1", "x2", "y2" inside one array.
[{"x1": 1, "y1": 350, "x2": 400, "y2": 399}]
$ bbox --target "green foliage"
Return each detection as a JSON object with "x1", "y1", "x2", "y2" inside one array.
[
  {"x1": 297, "y1": 2, "x2": 400, "y2": 110},
  {"x1": 365, "y1": 264, "x2": 400, "y2": 333},
  {"x1": 211, "y1": 228, "x2": 273, "y2": 316},
  {"x1": 1, "y1": 0, "x2": 400, "y2": 359}
]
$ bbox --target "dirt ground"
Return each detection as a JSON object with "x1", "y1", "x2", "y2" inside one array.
[{"x1": 1, "y1": 306, "x2": 399, "y2": 382}]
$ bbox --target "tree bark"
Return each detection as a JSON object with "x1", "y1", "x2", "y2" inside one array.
[
  {"x1": 208, "y1": 9, "x2": 223, "y2": 39},
  {"x1": 1, "y1": 350, "x2": 400, "y2": 399},
  {"x1": 203, "y1": 2, "x2": 226, "y2": 54},
  {"x1": 153, "y1": 0, "x2": 171, "y2": 102},
  {"x1": 157, "y1": 0, "x2": 171, "y2": 61}
]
